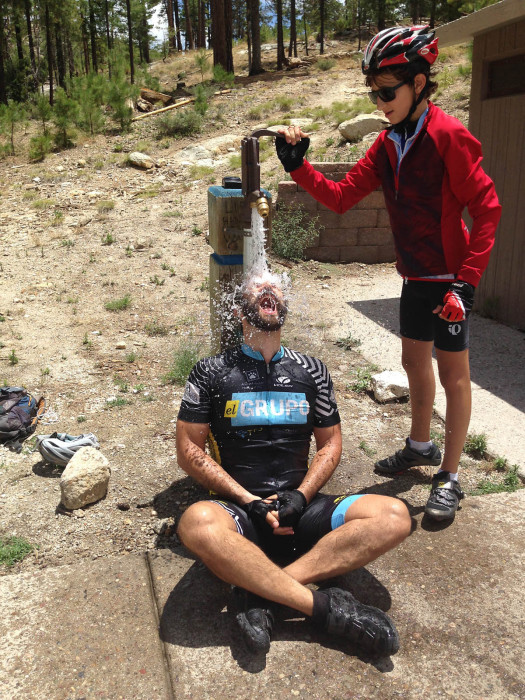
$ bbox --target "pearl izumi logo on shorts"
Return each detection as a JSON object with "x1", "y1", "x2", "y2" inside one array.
[
  {"x1": 226, "y1": 392, "x2": 309, "y2": 426},
  {"x1": 448, "y1": 324, "x2": 462, "y2": 336}
]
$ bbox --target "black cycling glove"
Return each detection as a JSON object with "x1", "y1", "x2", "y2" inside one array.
[
  {"x1": 242, "y1": 499, "x2": 276, "y2": 529},
  {"x1": 275, "y1": 136, "x2": 310, "y2": 173},
  {"x1": 441, "y1": 280, "x2": 475, "y2": 322},
  {"x1": 276, "y1": 489, "x2": 307, "y2": 528}
]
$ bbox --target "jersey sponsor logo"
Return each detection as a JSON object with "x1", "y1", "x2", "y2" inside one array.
[
  {"x1": 244, "y1": 369, "x2": 260, "y2": 382},
  {"x1": 229, "y1": 391, "x2": 309, "y2": 426},
  {"x1": 224, "y1": 400, "x2": 240, "y2": 418},
  {"x1": 275, "y1": 376, "x2": 291, "y2": 385},
  {"x1": 182, "y1": 381, "x2": 200, "y2": 404},
  {"x1": 448, "y1": 323, "x2": 462, "y2": 336}
]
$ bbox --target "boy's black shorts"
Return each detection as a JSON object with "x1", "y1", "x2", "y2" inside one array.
[
  {"x1": 209, "y1": 493, "x2": 361, "y2": 561},
  {"x1": 400, "y1": 280, "x2": 470, "y2": 352}
]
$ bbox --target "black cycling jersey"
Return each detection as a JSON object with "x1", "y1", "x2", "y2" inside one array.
[{"x1": 178, "y1": 343, "x2": 340, "y2": 497}]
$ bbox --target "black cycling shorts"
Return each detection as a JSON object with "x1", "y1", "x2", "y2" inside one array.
[
  {"x1": 209, "y1": 493, "x2": 363, "y2": 561},
  {"x1": 400, "y1": 280, "x2": 470, "y2": 352}
]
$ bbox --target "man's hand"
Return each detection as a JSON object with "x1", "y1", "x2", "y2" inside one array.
[
  {"x1": 242, "y1": 498, "x2": 280, "y2": 530},
  {"x1": 276, "y1": 489, "x2": 307, "y2": 528},
  {"x1": 433, "y1": 280, "x2": 475, "y2": 322},
  {"x1": 275, "y1": 134, "x2": 310, "y2": 173}
]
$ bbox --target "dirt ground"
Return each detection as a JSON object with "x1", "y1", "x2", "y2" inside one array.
[{"x1": 1, "y1": 38, "x2": 491, "y2": 576}]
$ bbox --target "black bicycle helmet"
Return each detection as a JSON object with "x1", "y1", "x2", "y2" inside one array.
[{"x1": 362, "y1": 25, "x2": 438, "y2": 75}]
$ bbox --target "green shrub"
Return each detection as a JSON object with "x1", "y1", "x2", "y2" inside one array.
[
  {"x1": 158, "y1": 109, "x2": 202, "y2": 138},
  {"x1": 52, "y1": 88, "x2": 79, "y2": 149},
  {"x1": 212, "y1": 64, "x2": 235, "y2": 88},
  {"x1": 464, "y1": 432, "x2": 488, "y2": 460},
  {"x1": 0, "y1": 535, "x2": 34, "y2": 567},
  {"x1": 162, "y1": 339, "x2": 202, "y2": 385},
  {"x1": 104, "y1": 294, "x2": 132, "y2": 311},
  {"x1": 318, "y1": 58, "x2": 336, "y2": 71},
  {"x1": 272, "y1": 204, "x2": 321, "y2": 260},
  {"x1": 28, "y1": 134, "x2": 52, "y2": 162}
]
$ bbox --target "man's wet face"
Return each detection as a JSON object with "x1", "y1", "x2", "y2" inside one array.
[{"x1": 241, "y1": 280, "x2": 288, "y2": 331}]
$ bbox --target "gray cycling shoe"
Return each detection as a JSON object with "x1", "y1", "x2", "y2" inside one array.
[
  {"x1": 232, "y1": 587, "x2": 274, "y2": 654},
  {"x1": 425, "y1": 472, "x2": 465, "y2": 520},
  {"x1": 375, "y1": 438, "x2": 441, "y2": 475}
]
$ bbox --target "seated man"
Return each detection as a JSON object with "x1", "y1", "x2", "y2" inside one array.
[{"x1": 176, "y1": 271, "x2": 411, "y2": 656}]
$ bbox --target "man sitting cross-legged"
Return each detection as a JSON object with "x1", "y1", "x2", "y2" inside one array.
[{"x1": 176, "y1": 271, "x2": 412, "y2": 656}]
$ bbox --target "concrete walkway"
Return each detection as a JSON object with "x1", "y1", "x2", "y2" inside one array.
[{"x1": 1, "y1": 489, "x2": 524, "y2": 699}]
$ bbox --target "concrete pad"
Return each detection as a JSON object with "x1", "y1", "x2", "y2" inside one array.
[
  {"x1": 149, "y1": 491, "x2": 525, "y2": 699},
  {"x1": 0, "y1": 554, "x2": 172, "y2": 700}
]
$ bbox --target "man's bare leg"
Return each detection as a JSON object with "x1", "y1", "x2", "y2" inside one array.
[
  {"x1": 178, "y1": 501, "x2": 315, "y2": 614},
  {"x1": 284, "y1": 495, "x2": 411, "y2": 585}
]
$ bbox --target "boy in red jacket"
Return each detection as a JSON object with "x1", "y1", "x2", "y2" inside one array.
[{"x1": 275, "y1": 26, "x2": 501, "y2": 521}]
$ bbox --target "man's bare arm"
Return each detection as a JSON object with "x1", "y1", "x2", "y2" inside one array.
[
  {"x1": 176, "y1": 419, "x2": 259, "y2": 506},
  {"x1": 296, "y1": 423, "x2": 343, "y2": 503}
]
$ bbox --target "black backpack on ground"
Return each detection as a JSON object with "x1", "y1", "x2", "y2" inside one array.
[{"x1": 0, "y1": 387, "x2": 46, "y2": 453}]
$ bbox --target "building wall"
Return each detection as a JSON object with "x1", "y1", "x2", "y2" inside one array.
[
  {"x1": 276, "y1": 163, "x2": 396, "y2": 264},
  {"x1": 469, "y1": 19, "x2": 525, "y2": 329}
]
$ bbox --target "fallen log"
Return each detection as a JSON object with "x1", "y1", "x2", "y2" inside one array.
[
  {"x1": 131, "y1": 97, "x2": 195, "y2": 122},
  {"x1": 140, "y1": 88, "x2": 174, "y2": 105}
]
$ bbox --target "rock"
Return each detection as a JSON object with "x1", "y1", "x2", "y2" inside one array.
[
  {"x1": 60, "y1": 447, "x2": 110, "y2": 510},
  {"x1": 140, "y1": 88, "x2": 173, "y2": 106},
  {"x1": 117, "y1": 502, "x2": 130, "y2": 511},
  {"x1": 128, "y1": 152, "x2": 155, "y2": 169},
  {"x1": 116, "y1": 341, "x2": 126, "y2": 349},
  {"x1": 371, "y1": 370, "x2": 409, "y2": 403},
  {"x1": 77, "y1": 159, "x2": 87, "y2": 168},
  {"x1": 338, "y1": 114, "x2": 388, "y2": 142}
]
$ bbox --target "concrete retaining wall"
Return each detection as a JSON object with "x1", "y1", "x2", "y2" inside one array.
[{"x1": 276, "y1": 162, "x2": 396, "y2": 264}]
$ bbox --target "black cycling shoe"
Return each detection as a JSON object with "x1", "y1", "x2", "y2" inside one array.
[
  {"x1": 425, "y1": 472, "x2": 465, "y2": 521},
  {"x1": 232, "y1": 587, "x2": 275, "y2": 654},
  {"x1": 375, "y1": 438, "x2": 442, "y2": 475},
  {"x1": 316, "y1": 587, "x2": 400, "y2": 656}
]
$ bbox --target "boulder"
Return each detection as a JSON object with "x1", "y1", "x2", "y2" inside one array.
[
  {"x1": 128, "y1": 152, "x2": 155, "y2": 169},
  {"x1": 60, "y1": 447, "x2": 110, "y2": 510},
  {"x1": 338, "y1": 114, "x2": 388, "y2": 142},
  {"x1": 371, "y1": 370, "x2": 409, "y2": 403}
]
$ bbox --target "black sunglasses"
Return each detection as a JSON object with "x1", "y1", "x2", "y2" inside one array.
[{"x1": 368, "y1": 80, "x2": 408, "y2": 105}]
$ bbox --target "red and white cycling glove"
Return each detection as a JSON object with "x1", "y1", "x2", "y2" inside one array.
[{"x1": 440, "y1": 281, "x2": 475, "y2": 322}]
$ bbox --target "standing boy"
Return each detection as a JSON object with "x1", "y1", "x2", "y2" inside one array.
[{"x1": 275, "y1": 26, "x2": 501, "y2": 521}]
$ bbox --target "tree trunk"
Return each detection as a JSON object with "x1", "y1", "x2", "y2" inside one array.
[
  {"x1": 66, "y1": 35, "x2": 75, "y2": 79},
  {"x1": 276, "y1": 0, "x2": 284, "y2": 69},
  {"x1": 24, "y1": 0, "x2": 37, "y2": 80},
  {"x1": 166, "y1": 0, "x2": 176, "y2": 53},
  {"x1": 105, "y1": 0, "x2": 112, "y2": 78},
  {"x1": 14, "y1": 13, "x2": 25, "y2": 64},
  {"x1": 44, "y1": 0, "x2": 54, "y2": 105},
  {"x1": 303, "y1": 10, "x2": 308, "y2": 56},
  {"x1": 141, "y1": 6, "x2": 150, "y2": 63},
  {"x1": 198, "y1": 0, "x2": 206, "y2": 48},
  {"x1": 210, "y1": 0, "x2": 233, "y2": 72},
  {"x1": 247, "y1": 0, "x2": 263, "y2": 75},
  {"x1": 80, "y1": 12, "x2": 91, "y2": 74},
  {"x1": 288, "y1": 0, "x2": 297, "y2": 58},
  {"x1": 183, "y1": 0, "x2": 194, "y2": 50},
  {"x1": 429, "y1": 0, "x2": 436, "y2": 28},
  {"x1": 174, "y1": 0, "x2": 183, "y2": 51},
  {"x1": 55, "y1": 21, "x2": 66, "y2": 88},
  {"x1": 246, "y1": 0, "x2": 251, "y2": 72},
  {"x1": 376, "y1": 0, "x2": 386, "y2": 31},
  {"x1": 0, "y1": 0, "x2": 7, "y2": 104},
  {"x1": 319, "y1": 0, "x2": 325, "y2": 54},
  {"x1": 125, "y1": 0, "x2": 134, "y2": 83},
  {"x1": 88, "y1": 0, "x2": 98, "y2": 72}
]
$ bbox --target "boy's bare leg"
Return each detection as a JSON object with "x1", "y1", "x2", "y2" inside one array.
[
  {"x1": 401, "y1": 338, "x2": 435, "y2": 442},
  {"x1": 435, "y1": 348, "x2": 471, "y2": 473}
]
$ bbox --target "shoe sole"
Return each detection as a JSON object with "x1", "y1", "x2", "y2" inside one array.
[
  {"x1": 375, "y1": 456, "x2": 441, "y2": 475},
  {"x1": 235, "y1": 613, "x2": 271, "y2": 654},
  {"x1": 424, "y1": 506, "x2": 458, "y2": 521}
]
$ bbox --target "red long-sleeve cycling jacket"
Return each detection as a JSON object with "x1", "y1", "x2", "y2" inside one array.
[{"x1": 291, "y1": 102, "x2": 501, "y2": 287}]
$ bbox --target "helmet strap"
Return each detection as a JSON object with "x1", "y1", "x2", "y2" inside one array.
[{"x1": 388, "y1": 76, "x2": 427, "y2": 134}]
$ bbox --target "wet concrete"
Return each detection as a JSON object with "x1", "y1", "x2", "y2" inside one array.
[{"x1": 1, "y1": 490, "x2": 524, "y2": 699}]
